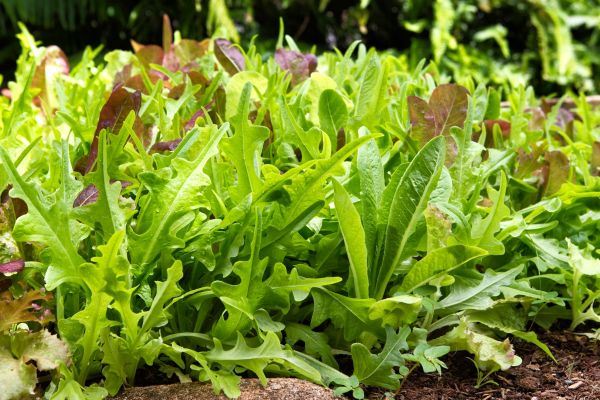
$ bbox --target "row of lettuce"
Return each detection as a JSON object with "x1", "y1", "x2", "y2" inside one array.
[{"x1": 0, "y1": 24, "x2": 599, "y2": 400}]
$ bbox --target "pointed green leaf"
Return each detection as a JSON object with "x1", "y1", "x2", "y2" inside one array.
[
  {"x1": 318, "y1": 89, "x2": 348, "y2": 146},
  {"x1": 400, "y1": 245, "x2": 487, "y2": 292},
  {"x1": 332, "y1": 179, "x2": 369, "y2": 298},
  {"x1": 374, "y1": 136, "x2": 446, "y2": 299}
]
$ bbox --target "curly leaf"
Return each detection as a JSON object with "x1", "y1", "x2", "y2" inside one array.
[{"x1": 433, "y1": 319, "x2": 521, "y2": 371}]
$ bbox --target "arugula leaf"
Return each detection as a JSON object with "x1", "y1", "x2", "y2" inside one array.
[
  {"x1": 221, "y1": 83, "x2": 269, "y2": 199},
  {"x1": 351, "y1": 327, "x2": 410, "y2": 389},
  {"x1": 0, "y1": 145, "x2": 87, "y2": 290},
  {"x1": 400, "y1": 245, "x2": 487, "y2": 293},
  {"x1": 436, "y1": 266, "x2": 524, "y2": 313},
  {"x1": 130, "y1": 124, "x2": 226, "y2": 271},
  {"x1": 285, "y1": 323, "x2": 338, "y2": 367}
]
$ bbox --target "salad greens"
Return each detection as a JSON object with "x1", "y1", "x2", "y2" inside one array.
[{"x1": 0, "y1": 22, "x2": 598, "y2": 400}]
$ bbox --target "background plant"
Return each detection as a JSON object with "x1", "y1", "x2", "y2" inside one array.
[{"x1": 0, "y1": 0, "x2": 599, "y2": 94}]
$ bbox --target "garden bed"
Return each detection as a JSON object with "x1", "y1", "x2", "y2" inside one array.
[
  {"x1": 115, "y1": 333, "x2": 600, "y2": 400},
  {"x1": 111, "y1": 332, "x2": 598, "y2": 400},
  {"x1": 1, "y1": 19, "x2": 600, "y2": 400},
  {"x1": 398, "y1": 331, "x2": 599, "y2": 400}
]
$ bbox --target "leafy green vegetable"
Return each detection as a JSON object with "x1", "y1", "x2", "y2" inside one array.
[
  {"x1": 373, "y1": 135, "x2": 446, "y2": 299},
  {"x1": 0, "y1": 25, "x2": 598, "y2": 400}
]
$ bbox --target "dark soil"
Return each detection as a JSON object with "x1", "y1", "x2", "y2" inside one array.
[{"x1": 393, "y1": 331, "x2": 599, "y2": 400}]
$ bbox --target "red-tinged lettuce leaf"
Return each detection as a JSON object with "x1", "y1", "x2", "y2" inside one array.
[
  {"x1": 407, "y1": 96, "x2": 436, "y2": 144},
  {"x1": 184, "y1": 101, "x2": 213, "y2": 130},
  {"x1": 30, "y1": 45, "x2": 69, "y2": 108},
  {"x1": 114, "y1": 63, "x2": 133, "y2": 86},
  {"x1": 214, "y1": 38, "x2": 245, "y2": 75},
  {"x1": 538, "y1": 99, "x2": 578, "y2": 136},
  {"x1": 275, "y1": 48, "x2": 318, "y2": 85},
  {"x1": 133, "y1": 23, "x2": 209, "y2": 73},
  {"x1": 480, "y1": 119, "x2": 511, "y2": 147},
  {"x1": 429, "y1": 84, "x2": 469, "y2": 135},
  {"x1": 124, "y1": 74, "x2": 150, "y2": 93},
  {"x1": 592, "y1": 141, "x2": 600, "y2": 176},
  {"x1": 528, "y1": 107, "x2": 546, "y2": 131},
  {"x1": 0, "y1": 259, "x2": 24, "y2": 275},
  {"x1": 150, "y1": 139, "x2": 182, "y2": 153},
  {"x1": 95, "y1": 86, "x2": 142, "y2": 134},
  {"x1": 0, "y1": 189, "x2": 27, "y2": 258},
  {"x1": 514, "y1": 144, "x2": 546, "y2": 180},
  {"x1": 163, "y1": 48, "x2": 180, "y2": 72},
  {"x1": 73, "y1": 181, "x2": 131, "y2": 208},
  {"x1": 186, "y1": 70, "x2": 210, "y2": 86},
  {"x1": 169, "y1": 71, "x2": 210, "y2": 101},
  {"x1": 162, "y1": 14, "x2": 173, "y2": 53},
  {"x1": 86, "y1": 86, "x2": 143, "y2": 173},
  {"x1": 555, "y1": 108, "x2": 575, "y2": 132},
  {"x1": 483, "y1": 119, "x2": 510, "y2": 137},
  {"x1": 73, "y1": 184, "x2": 99, "y2": 207},
  {"x1": 409, "y1": 84, "x2": 469, "y2": 146},
  {"x1": 175, "y1": 39, "x2": 210, "y2": 66},
  {"x1": 168, "y1": 83, "x2": 186, "y2": 99},
  {"x1": 131, "y1": 41, "x2": 164, "y2": 67},
  {"x1": 542, "y1": 151, "x2": 570, "y2": 196},
  {"x1": 0, "y1": 289, "x2": 53, "y2": 331}
]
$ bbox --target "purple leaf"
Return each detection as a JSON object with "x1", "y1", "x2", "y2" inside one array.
[
  {"x1": 85, "y1": 86, "x2": 143, "y2": 173},
  {"x1": 514, "y1": 144, "x2": 546, "y2": 180},
  {"x1": 73, "y1": 184, "x2": 99, "y2": 207},
  {"x1": 214, "y1": 38, "x2": 245, "y2": 75},
  {"x1": 0, "y1": 259, "x2": 24, "y2": 275},
  {"x1": 73, "y1": 181, "x2": 131, "y2": 207},
  {"x1": 275, "y1": 48, "x2": 318, "y2": 85},
  {"x1": 150, "y1": 139, "x2": 183, "y2": 153},
  {"x1": 95, "y1": 86, "x2": 142, "y2": 135},
  {"x1": 184, "y1": 101, "x2": 213, "y2": 130}
]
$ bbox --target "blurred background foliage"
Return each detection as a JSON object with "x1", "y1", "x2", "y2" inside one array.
[{"x1": 0, "y1": 0, "x2": 598, "y2": 94}]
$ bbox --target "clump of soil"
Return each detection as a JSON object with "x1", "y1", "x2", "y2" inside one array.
[
  {"x1": 113, "y1": 377, "x2": 337, "y2": 400},
  {"x1": 394, "y1": 331, "x2": 599, "y2": 400}
]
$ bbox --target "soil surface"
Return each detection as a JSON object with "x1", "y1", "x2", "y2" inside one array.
[
  {"x1": 112, "y1": 378, "x2": 337, "y2": 400},
  {"x1": 113, "y1": 332, "x2": 598, "y2": 400},
  {"x1": 394, "y1": 331, "x2": 599, "y2": 400}
]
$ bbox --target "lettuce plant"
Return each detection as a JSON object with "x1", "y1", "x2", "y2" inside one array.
[{"x1": 0, "y1": 23, "x2": 598, "y2": 400}]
